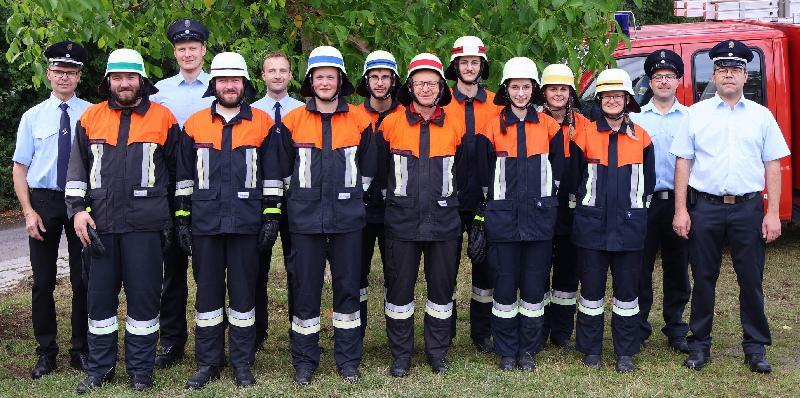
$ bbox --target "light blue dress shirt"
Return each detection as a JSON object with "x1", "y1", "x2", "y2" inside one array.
[
  {"x1": 629, "y1": 98, "x2": 688, "y2": 191},
  {"x1": 12, "y1": 93, "x2": 92, "y2": 189},
  {"x1": 251, "y1": 93, "x2": 304, "y2": 120},
  {"x1": 150, "y1": 70, "x2": 213, "y2": 127},
  {"x1": 670, "y1": 93, "x2": 790, "y2": 196}
]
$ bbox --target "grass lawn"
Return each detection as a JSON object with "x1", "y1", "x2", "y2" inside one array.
[{"x1": 1, "y1": 229, "x2": 799, "y2": 397}]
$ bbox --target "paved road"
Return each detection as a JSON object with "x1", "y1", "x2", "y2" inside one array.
[{"x1": 0, "y1": 221, "x2": 69, "y2": 293}]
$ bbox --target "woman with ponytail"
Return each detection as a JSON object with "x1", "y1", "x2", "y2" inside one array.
[
  {"x1": 569, "y1": 68, "x2": 655, "y2": 372},
  {"x1": 539, "y1": 64, "x2": 594, "y2": 351},
  {"x1": 470, "y1": 57, "x2": 565, "y2": 372}
]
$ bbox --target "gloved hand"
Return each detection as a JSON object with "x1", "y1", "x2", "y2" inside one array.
[
  {"x1": 176, "y1": 222, "x2": 192, "y2": 256},
  {"x1": 467, "y1": 213, "x2": 487, "y2": 264},
  {"x1": 86, "y1": 226, "x2": 107, "y2": 257},
  {"x1": 161, "y1": 228, "x2": 174, "y2": 254},
  {"x1": 258, "y1": 219, "x2": 281, "y2": 253}
]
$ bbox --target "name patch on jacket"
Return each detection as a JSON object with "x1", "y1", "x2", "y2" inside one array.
[
  {"x1": 294, "y1": 142, "x2": 315, "y2": 148},
  {"x1": 194, "y1": 142, "x2": 213, "y2": 149},
  {"x1": 586, "y1": 158, "x2": 601, "y2": 164},
  {"x1": 89, "y1": 139, "x2": 106, "y2": 145},
  {"x1": 391, "y1": 149, "x2": 413, "y2": 156},
  {"x1": 495, "y1": 151, "x2": 509, "y2": 157}
]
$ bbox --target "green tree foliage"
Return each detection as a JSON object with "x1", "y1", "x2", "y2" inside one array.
[
  {"x1": 621, "y1": 0, "x2": 682, "y2": 25},
  {"x1": 1, "y1": 0, "x2": 636, "y2": 210}
]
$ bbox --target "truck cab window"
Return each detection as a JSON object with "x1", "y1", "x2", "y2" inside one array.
[
  {"x1": 693, "y1": 48, "x2": 765, "y2": 105},
  {"x1": 579, "y1": 55, "x2": 650, "y2": 119}
]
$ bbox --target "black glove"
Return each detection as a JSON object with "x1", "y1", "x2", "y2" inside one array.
[
  {"x1": 467, "y1": 213, "x2": 487, "y2": 264},
  {"x1": 161, "y1": 228, "x2": 174, "y2": 254},
  {"x1": 87, "y1": 226, "x2": 107, "y2": 257},
  {"x1": 258, "y1": 219, "x2": 281, "y2": 253},
  {"x1": 176, "y1": 222, "x2": 192, "y2": 256}
]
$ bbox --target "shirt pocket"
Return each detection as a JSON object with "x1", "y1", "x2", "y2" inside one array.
[
  {"x1": 127, "y1": 186, "x2": 170, "y2": 230},
  {"x1": 32, "y1": 128, "x2": 59, "y2": 153}
]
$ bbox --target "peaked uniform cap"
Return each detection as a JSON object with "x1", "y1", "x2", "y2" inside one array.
[{"x1": 643, "y1": 49, "x2": 684, "y2": 78}]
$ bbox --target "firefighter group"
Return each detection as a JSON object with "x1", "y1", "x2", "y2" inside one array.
[{"x1": 12, "y1": 18, "x2": 788, "y2": 393}]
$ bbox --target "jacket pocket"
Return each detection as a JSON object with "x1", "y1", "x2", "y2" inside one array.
[
  {"x1": 128, "y1": 186, "x2": 170, "y2": 230},
  {"x1": 384, "y1": 196, "x2": 417, "y2": 236},
  {"x1": 234, "y1": 188, "x2": 263, "y2": 233},
  {"x1": 525, "y1": 196, "x2": 558, "y2": 240},
  {"x1": 334, "y1": 189, "x2": 365, "y2": 231},
  {"x1": 191, "y1": 187, "x2": 220, "y2": 234},
  {"x1": 571, "y1": 205, "x2": 605, "y2": 248},
  {"x1": 287, "y1": 187, "x2": 322, "y2": 232},
  {"x1": 87, "y1": 188, "x2": 110, "y2": 232},
  {"x1": 485, "y1": 199, "x2": 515, "y2": 241},
  {"x1": 618, "y1": 208, "x2": 647, "y2": 249}
]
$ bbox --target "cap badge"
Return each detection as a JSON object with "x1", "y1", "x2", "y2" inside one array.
[
  {"x1": 67, "y1": 43, "x2": 73, "y2": 51},
  {"x1": 660, "y1": 51, "x2": 665, "y2": 58},
  {"x1": 660, "y1": 60, "x2": 665, "y2": 63},
  {"x1": 185, "y1": 30, "x2": 190, "y2": 34},
  {"x1": 65, "y1": 54, "x2": 71, "y2": 58},
  {"x1": 729, "y1": 41, "x2": 735, "y2": 49},
  {"x1": 184, "y1": 19, "x2": 191, "y2": 27},
  {"x1": 728, "y1": 52, "x2": 733, "y2": 57}
]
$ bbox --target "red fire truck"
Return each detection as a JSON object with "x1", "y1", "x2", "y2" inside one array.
[{"x1": 579, "y1": 19, "x2": 800, "y2": 222}]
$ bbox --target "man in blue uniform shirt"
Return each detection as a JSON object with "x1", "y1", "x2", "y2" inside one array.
[
  {"x1": 12, "y1": 40, "x2": 92, "y2": 379},
  {"x1": 629, "y1": 49, "x2": 691, "y2": 354},
  {"x1": 150, "y1": 18, "x2": 214, "y2": 369},
  {"x1": 251, "y1": 50, "x2": 304, "y2": 350},
  {"x1": 671, "y1": 39, "x2": 790, "y2": 374}
]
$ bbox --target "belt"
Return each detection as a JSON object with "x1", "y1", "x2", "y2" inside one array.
[
  {"x1": 653, "y1": 190, "x2": 673, "y2": 200},
  {"x1": 697, "y1": 191, "x2": 760, "y2": 204},
  {"x1": 29, "y1": 188, "x2": 66, "y2": 197}
]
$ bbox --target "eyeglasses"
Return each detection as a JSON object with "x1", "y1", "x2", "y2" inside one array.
[
  {"x1": 368, "y1": 75, "x2": 393, "y2": 83},
  {"x1": 651, "y1": 73, "x2": 677, "y2": 82},
  {"x1": 713, "y1": 67, "x2": 745, "y2": 76},
  {"x1": 412, "y1": 80, "x2": 440, "y2": 89},
  {"x1": 600, "y1": 94, "x2": 625, "y2": 102},
  {"x1": 49, "y1": 69, "x2": 80, "y2": 79},
  {"x1": 458, "y1": 60, "x2": 481, "y2": 68}
]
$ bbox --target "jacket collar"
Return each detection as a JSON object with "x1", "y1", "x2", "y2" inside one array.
[
  {"x1": 107, "y1": 95, "x2": 151, "y2": 115},
  {"x1": 502, "y1": 107, "x2": 539, "y2": 125},
  {"x1": 453, "y1": 84, "x2": 487, "y2": 103},
  {"x1": 210, "y1": 101, "x2": 253, "y2": 124},
  {"x1": 305, "y1": 97, "x2": 350, "y2": 114},
  {"x1": 406, "y1": 102, "x2": 445, "y2": 126}
]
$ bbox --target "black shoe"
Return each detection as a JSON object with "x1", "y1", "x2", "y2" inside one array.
[
  {"x1": 75, "y1": 369, "x2": 115, "y2": 394},
  {"x1": 338, "y1": 366, "x2": 360, "y2": 384},
  {"x1": 234, "y1": 367, "x2": 256, "y2": 387},
  {"x1": 429, "y1": 358, "x2": 449, "y2": 374},
  {"x1": 472, "y1": 337, "x2": 494, "y2": 353},
  {"x1": 744, "y1": 353, "x2": 772, "y2": 374},
  {"x1": 668, "y1": 336, "x2": 690, "y2": 354},
  {"x1": 518, "y1": 353, "x2": 536, "y2": 372},
  {"x1": 154, "y1": 345, "x2": 184, "y2": 369},
  {"x1": 293, "y1": 368, "x2": 314, "y2": 385},
  {"x1": 583, "y1": 354, "x2": 601, "y2": 370},
  {"x1": 550, "y1": 338, "x2": 574, "y2": 351},
  {"x1": 69, "y1": 353, "x2": 89, "y2": 372},
  {"x1": 130, "y1": 373, "x2": 153, "y2": 391},
  {"x1": 185, "y1": 366, "x2": 221, "y2": 389},
  {"x1": 615, "y1": 356, "x2": 635, "y2": 373},
  {"x1": 498, "y1": 356, "x2": 516, "y2": 371},
  {"x1": 684, "y1": 349, "x2": 711, "y2": 370},
  {"x1": 31, "y1": 354, "x2": 56, "y2": 379},
  {"x1": 390, "y1": 358, "x2": 410, "y2": 378}
]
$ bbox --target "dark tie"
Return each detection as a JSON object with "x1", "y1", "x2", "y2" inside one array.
[
  {"x1": 57, "y1": 102, "x2": 71, "y2": 190},
  {"x1": 273, "y1": 101, "x2": 282, "y2": 133}
]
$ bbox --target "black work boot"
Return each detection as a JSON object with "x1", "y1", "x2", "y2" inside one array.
[
  {"x1": 31, "y1": 354, "x2": 56, "y2": 379},
  {"x1": 185, "y1": 366, "x2": 221, "y2": 389}
]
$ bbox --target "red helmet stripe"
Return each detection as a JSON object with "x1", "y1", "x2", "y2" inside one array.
[
  {"x1": 450, "y1": 46, "x2": 487, "y2": 55},
  {"x1": 409, "y1": 58, "x2": 443, "y2": 70}
]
